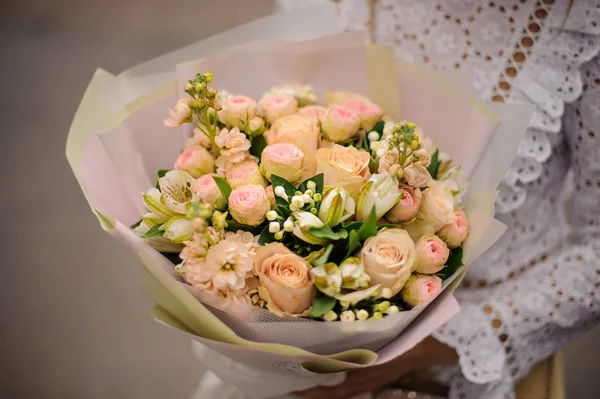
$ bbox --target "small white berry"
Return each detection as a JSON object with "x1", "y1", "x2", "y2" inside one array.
[
  {"x1": 266, "y1": 210, "x2": 278, "y2": 221},
  {"x1": 355, "y1": 309, "x2": 369, "y2": 320},
  {"x1": 283, "y1": 219, "x2": 294, "y2": 232},
  {"x1": 274, "y1": 186, "x2": 287, "y2": 200},
  {"x1": 381, "y1": 288, "x2": 393, "y2": 299},
  {"x1": 323, "y1": 310, "x2": 338, "y2": 321},
  {"x1": 386, "y1": 306, "x2": 400, "y2": 314},
  {"x1": 269, "y1": 222, "x2": 281, "y2": 233},
  {"x1": 340, "y1": 310, "x2": 356, "y2": 321},
  {"x1": 368, "y1": 131, "x2": 380, "y2": 142},
  {"x1": 307, "y1": 181, "x2": 316, "y2": 191}
]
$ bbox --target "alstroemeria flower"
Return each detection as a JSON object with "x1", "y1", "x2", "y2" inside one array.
[
  {"x1": 356, "y1": 173, "x2": 402, "y2": 221},
  {"x1": 317, "y1": 187, "x2": 355, "y2": 227}
]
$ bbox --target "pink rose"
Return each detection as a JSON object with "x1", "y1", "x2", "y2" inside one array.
[
  {"x1": 225, "y1": 160, "x2": 267, "y2": 189},
  {"x1": 316, "y1": 145, "x2": 371, "y2": 198},
  {"x1": 401, "y1": 274, "x2": 442, "y2": 307},
  {"x1": 255, "y1": 243, "x2": 316, "y2": 316},
  {"x1": 259, "y1": 93, "x2": 298, "y2": 125},
  {"x1": 297, "y1": 105, "x2": 327, "y2": 124},
  {"x1": 218, "y1": 95, "x2": 257, "y2": 130},
  {"x1": 265, "y1": 185, "x2": 276, "y2": 208},
  {"x1": 321, "y1": 104, "x2": 361, "y2": 142},
  {"x1": 386, "y1": 184, "x2": 422, "y2": 223},
  {"x1": 260, "y1": 143, "x2": 305, "y2": 183},
  {"x1": 343, "y1": 99, "x2": 383, "y2": 131},
  {"x1": 437, "y1": 208, "x2": 469, "y2": 248},
  {"x1": 414, "y1": 234, "x2": 450, "y2": 274},
  {"x1": 195, "y1": 174, "x2": 224, "y2": 207},
  {"x1": 174, "y1": 146, "x2": 215, "y2": 178},
  {"x1": 228, "y1": 184, "x2": 271, "y2": 226}
]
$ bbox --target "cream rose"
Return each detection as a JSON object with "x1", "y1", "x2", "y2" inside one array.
[
  {"x1": 174, "y1": 146, "x2": 215, "y2": 178},
  {"x1": 360, "y1": 229, "x2": 418, "y2": 295},
  {"x1": 419, "y1": 180, "x2": 455, "y2": 231},
  {"x1": 321, "y1": 104, "x2": 361, "y2": 142},
  {"x1": 386, "y1": 184, "x2": 422, "y2": 223},
  {"x1": 267, "y1": 115, "x2": 320, "y2": 178},
  {"x1": 195, "y1": 174, "x2": 224, "y2": 208},
  {"x1": 401, "y1": 274, "x2": 442, "y2": 307},
  {"x1": 403, "y1": 163, "x2": 431, "y2": 188},
  {"x1": 316, "y1": 144, "x2": 371, "y2": 198},
  {"x1": 254, "y1": 243, "x2": 316, "y2": 316},
  {"x1": 218, "y1": 95, "x2": 257, "y2": 129},
  {"x1": 297, "y1": 105, "x2": 327, "y2": 124},
  {"x1": 228, "y1": 184, "x2": 271, "y2": 226},
  {"x1": 414, "y1": 234, "x2": 450, "y2": 274},
  {"x1": 225, "y1": 160, "x2": 267, "y2": 189},
  {"x1": 260, "y1": 143, "x2": 305, "y2": 183},
  {"x1": 259, "y1": 93, "x2": 298, "y2": 125},
  {"x1": 437, "y1": 208, "x2": 469, "y2": 248},
  {"x1": 343, "y1": 99, "x2": 383, "y2": 131}
]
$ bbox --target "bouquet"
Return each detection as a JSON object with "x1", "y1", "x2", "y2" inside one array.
[
  {"x1": 67, "y1": 9, "x2": 532, "y2": 397},
  {"x1": 135, "y1": 71, "x2": 468, "y2": 325}
]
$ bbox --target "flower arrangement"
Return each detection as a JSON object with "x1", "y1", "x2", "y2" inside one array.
[{"x1": 132, "y1": 72, "x2": 468, "y2": 322}]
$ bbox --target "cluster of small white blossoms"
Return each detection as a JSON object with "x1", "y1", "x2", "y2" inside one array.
[
  {"x1": 321, "y1": 287, "x2": 401, "y2": 322},
  {"x1": 263, "y1": 84, "x2": 318, "y2": 107},
  {"x1": 267, "y1": 180, "x2": 321, "y2": 241}
]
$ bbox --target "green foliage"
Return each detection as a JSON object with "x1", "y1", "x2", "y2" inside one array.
[
  {"x1": 310, "y1": 244, "x2": 334, "y2": 267},
  {"x1": 130, "y1": 219, "x2": 142, "y2": 229},
  {"x1": 427, "y1": 148, "x2": 441, "y2": 180},
  {"x1": 212, "y1": 176, "x2": 232, "y2": 205},
  {"x1": 250, "y1": 134, "x2": 268, "y2": 158},
  {"x1": 258, "y1": 226, "x2": 276, "y2": 245},
  {"x1": 307, "y1": 224, "x2": 348, "y2": 241},
  {"x1": 161, "y1": 252, "x2": 181, "y2": 265},
  {"x1": 309, "y1": 294, "x2": 337, "y2": 318},
  {"x1": 226, "y1": 219, "x2": 264, "y2": 235},
  {"x1": 437, "y1": 247, "x2": 464, "y2": 280},
  {"x1": 142, "y1": 224, "x2": 164, "y2": 239},
  {"x1": 298, "y1": 173, "x2": 324, "y2": 194},
  {"x1": 371, "y1": 120, "x2": 385, "y2": 135}
]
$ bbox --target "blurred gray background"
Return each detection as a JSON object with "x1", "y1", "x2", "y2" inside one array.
[{"x1": 1, "y1": 0, "x2": 598, "y2": 398}]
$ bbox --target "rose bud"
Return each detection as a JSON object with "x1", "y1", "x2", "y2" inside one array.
[
  {"x1": 258, "y1": 93, "x2": 298, "y2": 125},
  {"x1": 401, "y1": 274, "x2": 442, "y2": 307},
  {"x1": 437, "y1": 208, "x2": 469, "y2": 248},
  {"x1": 318, "y1": 187, "x2": 355, "y2": 227},
  {"x1": 217, "y1": 95, "x2": 257, "y2": 130},
  {"x1": 174, "y1": 146, "x2": 215, "y2": 178},
  {"x1": 228, "y1": 184, "x2": 271, "y2": 226},
  {"x1": 386, "y1": 184, "x2": 422, "y2": 223},
  {"x1": 321, "y1": 104, "x2": 361, "y2": 142},
  {"x1": 260, "y1": 143, "x2": 305, "y2": 183},
  {"x1": 195, "y1": 174, "x2": 225, "y2": 209},
  {"x1": 343, "y1": 99, "x2": 383, "y2": 131},
  {"x1": 414, "y1": 234, "x2": 450, "y2": 274},
  {"x1": 225, "y1": 160, "x2": 267, "y2": 189}
]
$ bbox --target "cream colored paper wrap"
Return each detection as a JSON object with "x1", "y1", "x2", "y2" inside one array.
[{"x1": 66, "y1": 13, "x2": 532, "y2": 398}]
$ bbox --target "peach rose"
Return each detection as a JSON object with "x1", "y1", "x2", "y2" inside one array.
[
  {"x1": 360, "y1": 229, "x2": 418, "y2": 295},
  {"x1": 414, "y1": 234, "x2": 450, "y2": 274},
  {"x1": 403, "y1": 163, "x2": 431, "y2": 188},
  {"x1": 419, "y1": 180, "x2": 455, "y2": 231},
  {"x1": 174, "y1": 146, "x2": 215, "y2": 178},
  {"x1": 437, "y1": 208, "x2": 469, "y2": 248},
  {"x1": 259, "y1": 93, "x2": 298, "y2": 125},
  {"x1": 228, "y1": 184, "x2": 271, "y2": 226},
  {"x1": 195, "y1": 174, "x2": 224, "y2": 208},
  {"x1": 401, "y1": 274, "x2": 442, "y2": 307},
  {"x1": 254, "y1": 243, "x2": 316, "y2": 316},
  {"x1": 321, "y1": 104, "x2": 361, "y2": 142},
  {"x1": 260, "y1": 143, "x2": 304, "y2": 183},
  {"x1": 267, "y1": 115, "x2": 320, "y2": 178},
  {"x1": 225, "y1": 160, "x2": 267, "y2": 189},
  {"x1": 386, "y1": 184, "x2": 422, "y2": 223},
  {"x1": 316, "y1": 144, "x2": 371, "y2": 198},
  {"x1": 218, "y1": 95, "x2": 257, "y2": 129},
  {"x1": 297, "y1": 105, "x2": 327, "y2": 124},
  {"x1": 343, "y1": 99, "x2": 383, "y2": 131}
]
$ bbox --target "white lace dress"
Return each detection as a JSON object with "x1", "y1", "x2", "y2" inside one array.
[{"x1": 276, "y1": 1, "x2": 600, "y2": 398}]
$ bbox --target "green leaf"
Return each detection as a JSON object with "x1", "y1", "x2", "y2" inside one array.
[
  {"x1": 226, "y1": 219, "x2": 264, "y2": 235},
  {"x1": 368, "y1": 156, "x2": 379, "y2": 174},
  {"x1": 344, "y1": 230, "x2": 361, "y2": 258},
  {"x1": 130, "y1": 219, "x2": 143, "y2": 229},
  {"x1": 258, "y1": 227, "x2": 277, "y2": 245},
  {"x1": 142, "y1": 223, "x2": 164, "y2": 239},
  {"x1": 160, "y1": 252, "x2": 181, "y2": 265},
  {"x1": 310, "y1": 244, "x2": 334, "y2": 267},
  {"x1": 158, "y1": 169, "x2": 169, "y2": 178},
  {"x1": 309, "y1": 294, "x2": 337, "y2": 318},
  {"x1": 212, "y1": 176, "x2": 233, "y2": 204},
  {"x1": 437, "y1": 247, "x2": 464, "y2": 280},
  {"x1": 271, "y1": 175, "x2": 297, "y2": 197},
  {"x1": 250, "y1": 134, "x2": 268, "y2": 158},
  {"x1": 376, "y1": 223, "x2": 402, "y2": 231},
  {"x1": 427, "y1": 148, "x2": 441, "y2": 180},
  {"x1": 357, "y1": 207, "x2": 378, "y2": 241},
  {"x1": 307, "y1": 224, "x2": 349, "y2": 241},
  {"x1": 299, "y1": 174, "x2": 324, "y2": 194},
  {"x1": 342, "y1": 221, "x2": 363, "y2": 231},
  {"x1": 370, "y1": 120, "x2": 385, "y2": 135}
]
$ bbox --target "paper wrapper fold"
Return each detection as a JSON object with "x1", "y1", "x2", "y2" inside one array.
[{"x1": 67, "y1": 13, "x2": 531, "y2": 398}]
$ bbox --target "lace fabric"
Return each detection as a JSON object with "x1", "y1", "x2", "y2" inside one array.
[{"x1": 275, "y1": 1, "x2": 600, "y2": 398}]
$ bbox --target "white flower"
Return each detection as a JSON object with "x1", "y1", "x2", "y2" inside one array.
[
  {"x1": 356, "y1": 173, "x2": 402, "y2": 221},
  {"x1": 157, "y1": 170, "x2": 198, "y2": 214},
  {"x1": 215, "y1": 127, "x2": 252, "y2": 172},
  {"x1": 340, "y1": 310, "x2": 356, "y2": 321},
  {"x1": 292, "y1": 211, "x2": 329, "y2": 246},
  {"x1": 339, "y1": 257, "x2": 370, "y2": 289},
  {"x1": 201, "y1": 239, "x2": 256, "y2": 291},
  {"x1": 318, "y1": 187, "x2": 355, "y2": 227},
  {"x1": 162, "y1": 216, "x2": 193, "y2": 244},
  {"x1": 311, "y1": 262, "x2": 342, "y2": 297},
  {"x1": 164, "y1": 97, "x2": 191, "y2": 128}
]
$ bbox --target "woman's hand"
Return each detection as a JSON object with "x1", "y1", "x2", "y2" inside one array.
[{"x1": 295, "y1": 337, "x2": 457, "y2": 399}]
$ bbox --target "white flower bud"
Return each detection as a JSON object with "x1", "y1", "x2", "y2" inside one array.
[
  {"x1": 376, "y1": 148, "x2": 386, "y2": 159},
  {"x1": 381, "y1": 288, "x2": 393, "y2": 299},
  {"x1": 274, "y1": 186, "x2": 288, "y2": 201},
  {"x1": 274, "y1": 231, "x2": 284, "y2": 240},
  {"x1": 323, "y1": 310, "x2": 338, "y2": 321},
  {"x1": 307, "y1": 181, "x2": 317, "y2": 191},
  {"x1": 283, "y1": 219, "x2": 294, "y2": 232},
  {"x1": 291, "y1": 195, "x2": 305, "y2": 208},
  {"x1": 372, "y1": 312, "x2": 383, "y2": 320},
  {"x1": 370, "y1": 141, "x2": 383, "y2": 151},
  {"x1": 376, "y1": 301, "x2": 390, "y2": 312},
  {"x1": 269, "y1": 222, "x2": 281, "y2": 233},
  {"x1": 340, "y1": 300, "x2": 350, "y2": 309},
  {"x1": 386, "y1": 305, "x2": 400, "y2": 314},
  {"x1": 302, "y1": 193, "x2": 312, "y2": 203},
  {"x1": 340, "y1": 310, "x2": 356, "y2": 321},
  {"x1": 266, "y1": 210, "x2": 278, "y2": 221},
  {"x1": 304, "y1": 189, "x2": 314, "y2": 197},
  {"x1": 356, "y1": 309, "x2": 369, "y2": 320},
  {"x1": 368, "y1": 131, "x2": 380, "y2": 142}
]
